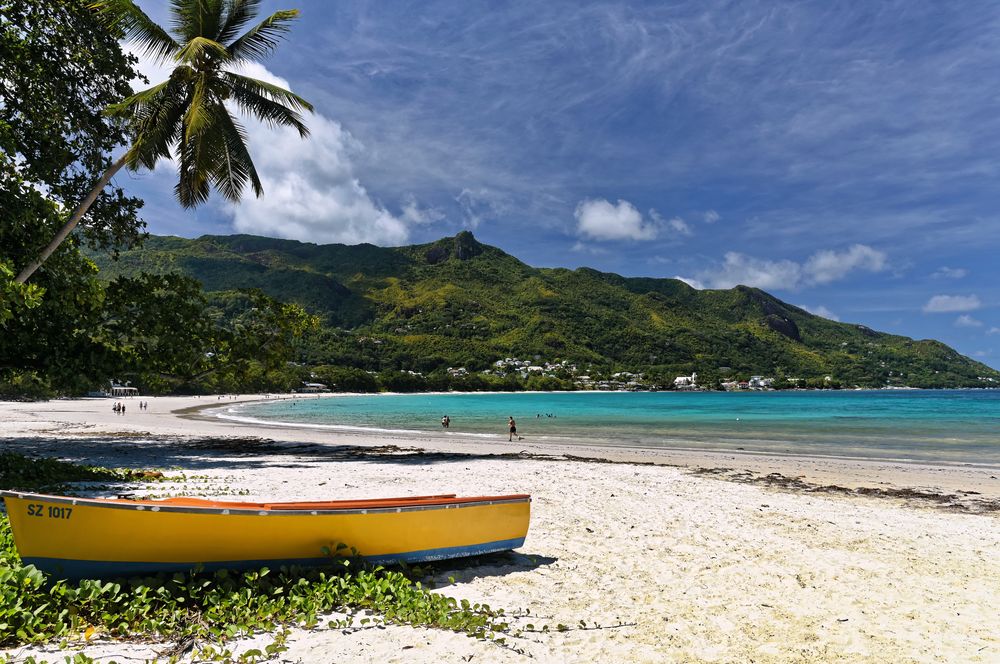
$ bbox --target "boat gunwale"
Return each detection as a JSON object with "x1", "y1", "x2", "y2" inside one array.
[{"x1": 0, "y1": 490, "x2": 531, "y2": 517}]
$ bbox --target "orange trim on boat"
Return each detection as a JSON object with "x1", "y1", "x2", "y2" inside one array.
[{"x1": 95, "y1": 493, "x2": 531, "y2": 511}]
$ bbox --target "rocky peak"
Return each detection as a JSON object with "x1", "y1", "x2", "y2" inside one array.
[{"x1": 424, "y1": 231, "x2": 487, "y2": 264}]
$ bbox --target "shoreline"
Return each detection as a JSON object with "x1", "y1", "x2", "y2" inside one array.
[
  {"x1": 193, "y1": 397, "x2": 1000, "y2": 472},
  {"x1": 2, "y1": 395, "x2": 1000, "y2": 662},
  {"x1": 187, "y1": 394, "x2": 1000, "y2": 508},
  {"x1": 5, "y1": 394, "x2": 1000, "y2": 508}
]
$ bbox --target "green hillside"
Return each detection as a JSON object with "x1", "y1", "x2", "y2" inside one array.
[{"x1": 89, "y1": 232, "x2": 1000, "y2": 388}]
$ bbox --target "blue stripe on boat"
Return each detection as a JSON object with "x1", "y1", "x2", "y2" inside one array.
[{"x1": 21, "y1": 537, "x2": 527, "y2": 580}]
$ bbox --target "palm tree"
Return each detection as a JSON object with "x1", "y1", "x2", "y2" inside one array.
[{"x1": 15, "y1": 0, "x2": 313, "y2": 284}]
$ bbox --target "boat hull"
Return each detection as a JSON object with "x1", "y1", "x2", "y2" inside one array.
[{"x1": 1, "y1": 492, "x2": 530, "y2": 580}]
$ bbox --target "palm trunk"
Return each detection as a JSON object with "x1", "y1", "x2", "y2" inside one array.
[{"x1": 14, "y1": 153, "x2": 129, "y2": 284}]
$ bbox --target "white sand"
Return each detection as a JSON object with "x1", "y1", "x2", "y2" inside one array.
[{"x1": 2, "y1": 395, "x2": 999, "y2": 663}]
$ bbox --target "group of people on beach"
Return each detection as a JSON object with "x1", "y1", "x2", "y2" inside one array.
[{"x1": 112, "y1": 401, "x2": 149, "y2": 414}]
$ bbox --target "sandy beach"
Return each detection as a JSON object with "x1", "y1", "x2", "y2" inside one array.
[{"x1": 2, "y1": 394, "x2": 999, "y2": 663}]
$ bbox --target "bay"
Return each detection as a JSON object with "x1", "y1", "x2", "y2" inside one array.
[{"x1": 227, "y1": 390, "x2": 1000, "y2": 466}]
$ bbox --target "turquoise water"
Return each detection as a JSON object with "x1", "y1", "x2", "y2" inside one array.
[{"x1": 227, "y1": 390, "x2": 1000, "y2": 465}]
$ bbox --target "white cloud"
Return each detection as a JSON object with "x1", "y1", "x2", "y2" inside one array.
[
  {"x1": 455, "y1": 188, "x2": 508, "y2": 228},
  {"x1": 703, "y1": 209, "x2": 720, "y2": 224},
  {"x1": 570, "y1": 241, "x2": 610, "y2": 255},
  {"x1": 799, "y1": 304, "x2": 839, "y2": 321},
  {"x1": 228, "y1": 111, "x2": 409, "y2": 244},
  {"x1": 802, "y1": 244, "x2": 887, "y2": 285},
  {"x1": 674, "y1": 275, "x2": 704, "y2": 289},
  {"x1": 400, "y1": 195, "x2": 444, "y2": 225},
  {"x1": 954, "y1": 314, "x2": 983, "y2": 328},
  {"x1": 667, "y1": 216, "x2": 692, "y2": 236},
  {"x1": 931, "y1": 266, "x2": 968, "y2": 279},
  {"x1": 650, "y1": 209, "x2": 694, "y2": 237},
  {"x1": 128, "y1": 53, "x2": 411, "y2": 245},
  {"x1": 922, "y1": 294, "x2": 981, "y2": 313},
  {"x1": 688, "y1": 244, "x2": 885, "y2": 291},
  {"x1": 575, "y1": 198, "x2": 657, "y2": 241},
  {"x1": 706, "y1": 252, "x2": 802, "y2": 290},
  {"x1": 987, "y1": 327, "x2": 1000, "y2": 335}
]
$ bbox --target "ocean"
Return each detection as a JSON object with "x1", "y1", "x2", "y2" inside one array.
[{"x1": 223, "y1": 390, "x2": 1000, "y2": 466}]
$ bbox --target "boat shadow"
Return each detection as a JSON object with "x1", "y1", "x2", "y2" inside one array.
[{"x1": 410, "y1": 551, "x2": 558, "y2": 588}]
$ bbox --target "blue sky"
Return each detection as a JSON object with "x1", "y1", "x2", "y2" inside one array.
[{"x1": 128, "y1": 1, "x2": 1000, "y2": 369}]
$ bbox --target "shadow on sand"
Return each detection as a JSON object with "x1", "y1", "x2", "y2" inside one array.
[{"x1": 0, "y1": 435, "x2": 566, "y2": 472}]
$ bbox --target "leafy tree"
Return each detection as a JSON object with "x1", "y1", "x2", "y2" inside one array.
[
  {"x1": 0, "y1": 0, "x2": 145, "y2": 258},
  {"x1": 15, "y1": 0, "x2": 313, "y2": 283}
]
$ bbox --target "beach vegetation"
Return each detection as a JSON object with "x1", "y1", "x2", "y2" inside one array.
[{"x1": 0, "y1": 455, "x2": 514, "y2": 657}]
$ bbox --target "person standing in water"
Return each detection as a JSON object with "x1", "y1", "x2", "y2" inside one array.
[{"x1": 508, "y1": 416, "x2": 517, "y2": 441}]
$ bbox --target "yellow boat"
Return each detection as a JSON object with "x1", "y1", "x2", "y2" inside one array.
[{"x1": 0, "y1": 490, "x2": 531, "y2": 580}]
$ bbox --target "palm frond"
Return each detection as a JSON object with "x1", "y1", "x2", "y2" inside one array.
[
  {"x1": 181, "y1": 72, "x2": 215, "y2": 141},
  {"x1": 217, "y1": 0, "x2": 264, "y2": 44},
  {"x1": 222, "y1": 72, "x2": 312, "y2": 137},
  {"x1": 168, "y1": 0, "x2": 219, "y2": 42},
  {"x1": 124, "y1": 78, "x2": 191, "y2": 169},
  {"x1": 210, "y1": 109, "x2": 263, "y2": 202},
  {"x1": 226, "y1": 9, "x2": 300, "y2": 62},
  {"x1": 175, "y1": 35, "x2": 230, "y2": 64},
  {"x1": 89, "y1": 0, "x2": 179, "y2": 61},
  {"x1": 175, "y1": 125, "x2": 214, "y2": 208},
  {"x1": 104, "y1": 80, "x2": 173, "y2": 119}
]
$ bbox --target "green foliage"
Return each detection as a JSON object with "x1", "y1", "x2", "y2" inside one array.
[
  {"x1": 0, "y1": 453, "x2": 156, "y2": 493},
  {"x1": 0, "y1": 261, "x2": 43, "y2": 327},
  {"x1": 0, "y1": 455, "x2": 513, "y2": 653},
  {"x1": 89, "y1": 232, "x2": 1000, "y2": 389},
  {"x1": 0, "y1": 0, "x2": 145, "y2": 254},
  {"x1": 0, "y1": 247, "x2": 318, "y2": 396}
]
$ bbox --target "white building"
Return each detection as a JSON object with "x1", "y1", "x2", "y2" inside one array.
[{"x1": 674, "y1": 372, "x2": 698, "y2": 388}]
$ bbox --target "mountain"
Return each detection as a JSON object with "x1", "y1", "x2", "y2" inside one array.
[{"x1": 88, "y1": 232, "x2": 1000, "y2": 388}]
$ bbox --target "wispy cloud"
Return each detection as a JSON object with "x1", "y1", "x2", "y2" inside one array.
[
  {"x1": 455, "y1": 188, "x2": 509, "y2": 229},
  {"x1": 931, "y1": 266, "x2": 968, "y2": 279},
  {"x1": 922, "y1": 294, "x2": 981, "y2": 313},
  {"x1": 649, "y1": 210, "x2": 693, "y2": 237},
  {"x1": 703, "y1": 209, "x2": 720, "y2": 224},
  {"x1": 803, "y1": 245, "x2": 887, "y2": 285},
  {"x1": 674, "y1": 275, "x2": 704, "y2": 289},
  {"x1": 954, "y1": 314, "x2": 983, "y2": 328},
  {"x1": 681, "y1": 244, "x2": 887, "y2": 291}
]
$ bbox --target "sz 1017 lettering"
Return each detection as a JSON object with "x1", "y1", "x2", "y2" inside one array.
[{"x1": 25, "y1": 504, "x2": 72, "y2": 519}]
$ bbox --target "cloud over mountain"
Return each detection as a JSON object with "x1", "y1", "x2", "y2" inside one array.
[
  {"x1": 922, "y1": 295, "x2": 981, "y2": 313},
  {"x1": 575, "y1": 199, "x2": 657, "y2": 241},
  {"x1": 683, "y1": 245, "x2": 887, "y2": 291}
]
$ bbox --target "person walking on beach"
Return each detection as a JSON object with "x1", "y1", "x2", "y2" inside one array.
[{"x1": 508, "y1": 416, "x2": 517, "y2": 441}]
